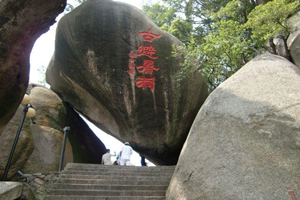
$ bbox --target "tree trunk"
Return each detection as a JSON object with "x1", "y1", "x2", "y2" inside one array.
[
  {"x1": 257, "y1": 0, "x2": 271, "y2": 5},
  {"x1": 0, "y1": 0, "x2": 66, "y2": 133}
]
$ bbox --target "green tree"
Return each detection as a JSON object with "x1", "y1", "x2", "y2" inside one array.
[
  {"x1": 200, "y1": 20, "x2": 254, "y2": 90},
  {"x1": 143, "y1": 3, "x2": 194, "y2": 43},
  {"x1": 145, "y1": 0, "x2": 299, "y2": 92},
  {"x1": 245, "y1": 0, "x2": 300, "y2": 52},
  {"x1": 198, "y1": 0, "x2": 256, "y2": 90},
  {"x1": 160, "y1": 0, "x2": 256, "y2": 91},
  {"x1": 162, "y1": 0, "x2": 233, "y2": 35},
  {"x1": 142, "y1": 4, "x2": 176, "y2": 28}
]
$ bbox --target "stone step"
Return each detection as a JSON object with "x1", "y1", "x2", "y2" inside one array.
[
  {"x1": 45, "y1": 163, "x2": 172, "y2": 200},
  {"x1": 49, "y1": 189, "x2": 166, "y2": 196},
  {"x1": 65, "y1": 165, "x2": 175, "y2": 169},
  {"x1": 64, "y1": 166, "x2": 175, "y2": 173},
  {"x1": 45, "y1": 195, "x2": 165, "y2": 200},
  {"x1": 66, "y1": 163, "x2": 175, "y2": 169},
  {"x1": 63, "y1": 169, "x2": 174, "y2": 176},
  {"x1": 54, "y1": 178, "x2": 170, "y2": 186},
  {"x1": 63, "y1": 169, "x2": 174, "y2": 175},
  {"x1": 51, "y1": 184, "x2": 168, "y2": 191},
  {"x1": 58, "y1": 174, "x2": 172, "y2": 181},
  {"x1": 61, "y1": 170, "x2": 173, "y2": 176},
  {"x1": 64, "y1": 163, "x2": 175, "y2": 172},
  {"x1": 62, "y1": 167, "x2": 175, "y2": 172}
]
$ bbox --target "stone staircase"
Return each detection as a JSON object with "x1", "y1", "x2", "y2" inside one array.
[{"x1": 45, "y1": 163, "x2": 175, "y2": 200}]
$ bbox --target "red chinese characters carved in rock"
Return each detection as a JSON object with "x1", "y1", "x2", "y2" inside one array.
[
  {"x1": 128, "y1": 62, "x2": 135, "y2": 75},
  {"x1": 128, "y1": 29, "x2": 162, "y2": 91},
  {"x1": 135, "y1": 77, "x2": 155, "y2": 91},
  {"x1": 128, "y1": 51, "x2": 137, "y2": 75},
  {"x1": 138, "y1": 29, "x2": 161, "y2": 42},
  {"x1": 136, "y1": 60, "x2": 159, "y2": 74},
  {"x1": 138, "y1": 45, "x2": 158, "y2": 59},
  {"x1": 286, "y1": 186, "x2": 300, "y2": 200}
]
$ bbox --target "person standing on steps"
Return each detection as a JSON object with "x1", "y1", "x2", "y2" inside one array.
[
  {"x1": 120, "y1": 142, "x2": 133, "y2": 166},
  {"x1": 115, "y1": 151, "x2": 121, "y2": 165},
  {"x1": 140, "y1": 154, "x2": 147, "y2": 166},
  {"x1": 101, "y1": 149, "x2": 116, "y2": 165}
]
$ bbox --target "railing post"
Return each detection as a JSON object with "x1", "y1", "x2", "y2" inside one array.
[{"x1": 59, "y1": 126, "x2": 70, "y2": 171}]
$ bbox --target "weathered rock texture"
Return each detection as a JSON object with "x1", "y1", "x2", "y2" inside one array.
[
  {"x1": 21, "y1": 86, "x2": 73, "y2": 173},
  {"x1": 0, "y1": 0, "x2": 66, "y2": 134},
  {"x1": 288, "y1": 11, "x2": 300, "y2": 68},
  {"x1": 0, "y1": 106, "x2": 34, "y2": 179},
  {"x1": 46, "y1": 0, "x2": 208, "y2": 165},
  {"x1": 167, "y1": 53, "x2": 300, "y2": 199},
  {"x1": 0, "y1": 182, "x2": 35, "y2": 200},
  {"x1": 1, "y1": 85, "x2": 106, "y2": 179},
  {"x1": 21, "y1": 86, "x2": 106, "y2": 173},
  {"x1": 63, "y1": 103, "x2": 107, "y2": 164},
  {"x1": 14, "y1": 172, "x2": 59, "y2": 200},
  {"x1": 22, "y1": 125, "x2": 73, "y2": 173}
]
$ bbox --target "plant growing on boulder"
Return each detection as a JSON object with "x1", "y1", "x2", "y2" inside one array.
[{"x1": 245, "y1": 0, "x2": 300, "y2": 59}]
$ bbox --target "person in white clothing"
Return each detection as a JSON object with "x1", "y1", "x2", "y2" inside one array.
[
  {"x1": 101, "y1": 149, "x2": 115, "y2": 165},
  {"x1": 120, "y1": 142, "x2": 133, "y2": 166}
]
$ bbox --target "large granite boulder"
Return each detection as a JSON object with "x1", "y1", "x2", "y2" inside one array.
[
  {"x1": 46, "y1": 0, "x2": 208, "y2": 165},
  {"x1": 0, "y1": 0, "x2": 66, "y2": 134},
  {"x1": 167, "y1": 53, "x2": 300, "y2": 199},
  {"x1": 288, "y1": 11, "x2": 300, "y2": 68}
]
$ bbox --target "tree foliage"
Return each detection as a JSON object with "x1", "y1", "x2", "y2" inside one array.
[
  {"x1": 65, "y1": 0, "x2": 87, "y2": 13},
  {"x1": 142, "y1": 3, "x2": 193, "y2": 43},
  {"x1": 37, "y1": 65, "x2": 47, "y2": 86},
  {"x1": 245, "y1": 0, "x2": 300, "y2": 46},
  {"x1": 143, "y1": 0, "x2": 300, "y2": 92},
  {"x1": 143, "y1": 4, "x2": 176, "y2": 28},
  {"x1": 201, "y1": 20, "x2": 253, "y2": 89}
]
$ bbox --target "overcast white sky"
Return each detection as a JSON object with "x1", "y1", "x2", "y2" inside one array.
[{"x1": 29, "y1": 0, "x2": 156, "y2": 166}]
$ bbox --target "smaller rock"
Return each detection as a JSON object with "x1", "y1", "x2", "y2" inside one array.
[
  {"x1": 273, "y1": 37, "x2": 289, "y2": 60},
  {"x1": 288, "y1": 11, "x2": 300, "y2": 68},
  {"x1": 20, "y1": 183, "x2": 36, "y2": 200},
  {"x1": 28, "y1": 85, "x2": 106, "y2": 165},
  {"x1": 17, "y1": 172, "x2": 59, "y2": 200},
  {"x1": 0, "y1": 182, "x2": 22, "y2": 200}
]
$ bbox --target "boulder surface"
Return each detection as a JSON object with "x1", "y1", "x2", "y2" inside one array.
[
  {"x1": 167, "y1": 53, "x2": 300, "y2": 199},
  {"x1": 0, "y1": 0, "x2": 66, "y2": 134},
  {"x1": 46, "y1": 0, "x2": 208, "y2": 165}
]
